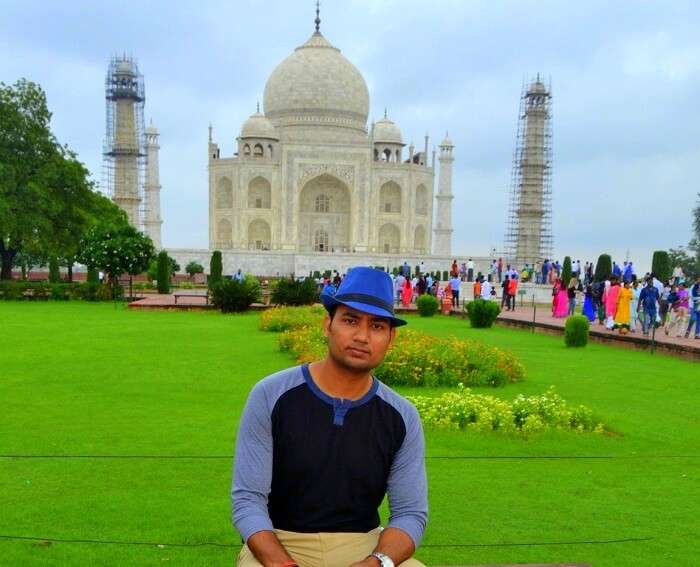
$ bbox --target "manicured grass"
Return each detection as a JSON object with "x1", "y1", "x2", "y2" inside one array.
[{"x1": 0, "y1": 302, "x2": 697, "y2": 566}]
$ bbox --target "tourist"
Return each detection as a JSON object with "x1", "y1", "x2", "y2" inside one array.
[
  {"x1": 394, "y1": 272, "x2": 406, "y2": 305},
  {"x1": 639, "y1": 279, "x2": 660, "y2": 335},
  {"x1": 450, "y1": 259, "x2": 459, "y2": 278},
  {"x1": 659, "y1": 281, "x2": 673, "y2": 325},
  {"x1": 507, "y1": 274, "x2": 518, "y2": 311},
  {"x1": 473, "y1": 277, "x2": 482, "y2": 301},
  {"x1": 234, "y1": 268, "x2": 244, "y2": 282},
  {"x1": 533, "y1": 260, "x2": 541, "y2": 284},
  {"x1": 481, "y1": 278, "x2": 492, "y2": 300},
  {"x1": 630, "y1": 280, "x2": 641, "y2": 332},
  {"x1": 441, "y1": 282, "x2": 453, "y2": 315},
  {"x1": 567, "y1": 277, "x2": 578, "y2": 316},
  {"x1": 541, "y1": 259, "x2": 549, "y2": 286},
  {"x1": 401, "y1": 276, "x2": 413, "y2": 306},
  {"x1": 467, "y1": 258, "x2": 475, "y2": 282},
  {"x1": 232, "y1": 268, "x2": 427, "y2": 567},
  {"x1": 665, "y1": 283, "x2": 689, "y2": 337},
  {"x1": 419, "y1": 260, "x2": 426, "y2": 275},
  {"x1": 591, "y1": 279, "x2": 605, "y2": 324},
  {"x1": 460, "y1": 261, "x2": 467, "y2": 280},
  {"x1": 497, "y1": 257, "x2": 503, "y2": 283},
  {"x1": 582, "y1": 283, "x2": 596, "y2": 322},
  {"x1": 449, "y1": 273, "x2": 461, "y2": 308},
  {"x1": 623, "y1": 262, "x2": 633, "y2": 283},
  {"x1": 572, "y1": 260, "x2": 580, "y2": 280},
  {"x1": 613, "y1": 280, "x2": 633, "y2": 334},
  {"x1": 612, "y1": 262, "x2": 622, "y2": 279},
  {"x1": 402, "y1": 261, "x2": 410, "y2": 277},
  {"x1": 553, "y1": 279, "x2": 568, "y2": 318},
  {"x1": 604, "y1": 278, "x2": 621, "y2": 329},
  {"x1": 672, "y1": 264, "x2": 684, "y2": 285},
  {"x1": 501, "y1": 276, "x2": 510, "y2": 310},
  {"x1": 685, "y1": 275, "x2": 700, "y2": 339}
]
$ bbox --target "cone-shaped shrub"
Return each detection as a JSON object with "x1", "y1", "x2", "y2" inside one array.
[
  {"x1": 48, "y1": 258, "x2": 60, "y2": 283},
  {"x1": 156, "y1": 250, "x2": 171, "y2": 294},
  {"x1": 209, "y1": 250, "x2": 223, "y2": 286},
  {"x1": 594, "y1": 254, "x2": 612, "y2": 281},
  {"x1": 565, "y1": 315, "x2": 589, "y2": 347},
  {"x1": 651, "y1": 250, "x2": 671, "y2": 282}
]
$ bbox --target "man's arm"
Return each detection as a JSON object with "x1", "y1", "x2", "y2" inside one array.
[{"x1": 232, "y1": 381, "x2": 295, "y2": 565}]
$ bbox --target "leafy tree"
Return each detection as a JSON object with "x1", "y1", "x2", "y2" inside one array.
[
  {"x1": 185, "y1": 261, "x2": 204, "y2": 279},
  {"x1": 48, "y1": 257, "x2": 60, "y2": 283},
  {"x1": 668, "y1": 246, "x2": 698, "y2": 280},
  {"x1": 594, "y1": 254, "x2": 612, "y2": 281},
  {"x1": 651, "y1": 250, "x2": 671, "y2": 282},
  {"x1": 561, "y1": 256, "x2": 572, "y2": 286},
  {"x1": 209, "y1": 250, "x2": 223, "y2": 286},
  {"x1": 156, "y1": 250, "x2": 171, "y2": 294},
  {"x1": 77, "y1": 225, "x2": 154, "y2": 298}
]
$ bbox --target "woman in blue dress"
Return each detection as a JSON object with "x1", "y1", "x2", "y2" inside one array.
[{"x1": 582, "y1": 284, "x2": 596, "y2": 321}]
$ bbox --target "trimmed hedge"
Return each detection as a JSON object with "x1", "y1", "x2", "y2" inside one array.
[
  {"x1": 156, "y1": 250, "x2": 171, "y2": 294},
  {"x1": 271, "y1": 277, "x2": 319, "y2": 306},
  {"x1": 466, "y1": 299, "x2": 501, "y2": 328},
  {"x1": 209, "y1": 275, "x2": 261, "y2": 313},
  {"x1": 565, "y1": 315, "x2": 590, "y2": 347},
  {"x1": 651, "y1": 250, "x2": 671, "y2": 282},
  {"x1": 594, "y1": 254, "x2": 612, "y2": 281},
  {"x1": 416, "y1": 294, "x2": 439, "y2": 317},
  {"x1": 209, "y1": 251, "x2": 223, "y2": 286},
  {"x1": 0, "y1": 281, "x2": 118, "y2": 301}
]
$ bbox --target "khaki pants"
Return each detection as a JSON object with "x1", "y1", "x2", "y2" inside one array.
[{"x1": 236, "y1": 528, "x2": 425, "y2": 567}]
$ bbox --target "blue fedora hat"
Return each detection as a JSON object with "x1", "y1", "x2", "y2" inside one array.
[{"x1": 321, "y1": 266, "x2": 407, "y2": 327}]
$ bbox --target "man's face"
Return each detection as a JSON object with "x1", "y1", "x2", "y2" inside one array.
[{"x1": 324, "y1": 305, "x2": 396, "y2": 373}]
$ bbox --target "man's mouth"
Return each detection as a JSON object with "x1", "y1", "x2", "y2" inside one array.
[{"x1": 347, "y1": 347, "x2": 370, "y2": 357}]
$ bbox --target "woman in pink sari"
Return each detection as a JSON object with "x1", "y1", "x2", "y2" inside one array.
[
  {"x1": 604, "y1": 279, "x2": 620, "y2": 329},
  {"x1": 401, "y1": 277, "x2": 413, "y2": 306},
  {"x1": 553, "y1": 280, "x2": 568, "y2": 318}
]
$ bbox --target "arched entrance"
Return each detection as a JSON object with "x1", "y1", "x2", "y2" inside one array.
[{"x1": 298, "y1": 174, "x2": 351, "y2": 252}]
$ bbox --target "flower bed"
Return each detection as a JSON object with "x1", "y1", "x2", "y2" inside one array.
[
  {"x1": 408, "y1": 386, "x2": 604, "y2": 434},
  {"x1": 278, "y1": 326, "x2": 524, "y2": 387},
  {"x1": 259, "y1": 305, "x2": 325, "y2": 332}
]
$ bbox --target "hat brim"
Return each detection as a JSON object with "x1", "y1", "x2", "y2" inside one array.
[{"x1": 321, "y1": 292, "x2": 407, "y2": 327}]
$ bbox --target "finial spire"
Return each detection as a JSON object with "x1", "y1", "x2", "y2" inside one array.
[
  {"x1": 208, "y1": 122, "x2": 213, "y2": 143},
  {"x1": 256, "y1": 101, "x2": 260, "y2": 113},
  {"x1": 384, "y1": 108, "x2": 388, "y2": 119},
  {"x1": 315, "y1": 0, "x2": 321, "y2": 33}
]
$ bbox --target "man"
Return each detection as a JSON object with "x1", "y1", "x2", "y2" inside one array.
[
  {"x1": 480, "y1": 278, "x2": 492, "y2": 300},
  {"x1": 541, "y1": 259, "x2": 549, "y2": 285},
  {"x1": 449, "y1": 273, "x2": 461, "y2": 308},
  {"x1": 394, "y1": 272, "x2": 406, "y2": 305},
  {"x1": 685, "y1": 275, "x2": 700, "y2": 339},
  {"x1": 497, "y1": 258, "x2": 503, "y2": 283},
  {"x1": 234, "y1": 269, "x2": 245, "y2": 282},
  {"x1": 233, "y1": 267, "x2": 427, "y2": 567},
  {"x1": 466, "y1": 258, "x2": 475, "y2": 282},
  {"x1": 501, "y1": 275, "x2": 510, "y2": 310},
  {"x1": 639, "y1": 279, "x2": 660, "y2": 336}
]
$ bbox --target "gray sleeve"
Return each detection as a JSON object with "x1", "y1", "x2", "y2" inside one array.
[
  {"x1": 386, "y1": 401, "x2": 428, "y2": 547},
  {"x1": 231, "y1": 381, "x2": 275, "y2": 542}
]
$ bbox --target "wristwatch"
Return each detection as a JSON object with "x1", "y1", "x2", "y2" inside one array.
[{"x1": 370, "y1": 552, "x2": 394, "y2": 567}]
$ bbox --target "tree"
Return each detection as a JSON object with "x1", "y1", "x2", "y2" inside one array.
[
  {"x1": 561, "y1": 256, "x2": 572, "y2": 285},
  {"x1": 668, "y1": 246, "x2": 697, "y2": 280},
  {"x1": 209, "y1": 250, "x2": 223, "y2": 286},
  {"x1": 48, "y1": 257, "x2": 60, "y2": 283},
  {"x1": 686, "y1": 193, "x2": 700, "y2": 273},
  {"x1": 77, "y1": 225, "x2": 154, "y2": 298},
  {"x1": 594, "y1": 254, "x2": 612, "y2": 281},
  {"x1": 651, "y1": 250, "x2": 671, "y2": 282},
  {"x1": 185, "y1": 261, "x2": 204, "y2": 279},
  {"x1": 156, "y1": 250, "x2": 171, "y2": 294}
]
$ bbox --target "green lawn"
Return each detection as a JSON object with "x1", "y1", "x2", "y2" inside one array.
[{"x1": 0, "y1": 302, "x2": 697, "y2": 566}]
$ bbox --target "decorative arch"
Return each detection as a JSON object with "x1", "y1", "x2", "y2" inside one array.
[
  {"x1": 253, "y1": 143, "x2": 264, "y2": 157},
  {"x1": 378, "y1": 223, "x2": 400, "y2": 254},
  {"x1": 267, "y1": 144, "x2": 274, "y2": 159},
  {"x1": 383, "y1": 148, "x2": 391, "y2": 162},
  {"x1": 248, "y1": 176, "x2": 271, "y2": 209},
  {"x1": 243, "y1": 144, "x2": 251, "y2": 156},
  {"x1": 298, "y1": 174, "x2": 351, "y2": 253},
  {"x1": 416, "y1": 184, "x2": 428, "y2": 216},
  {"x1": 414, "y1": 225, "x2": 426, "y2": 253},
  {"x1": 248, "y1": 219, "x2": 271, "y2": 250},
  {"x1": 380, "y1": 181, "x2": 402, "y2": 213},
  {"x1": 217, "y1": 218, "x2": 232, "y2": 248},
  {"x1": 216, "y1": 177, "x2": 233, "y2": 209}
]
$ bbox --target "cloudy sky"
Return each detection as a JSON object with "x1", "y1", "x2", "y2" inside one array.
[{"x1": 1, "y1": 0, "x2": 698, "y2": 271}]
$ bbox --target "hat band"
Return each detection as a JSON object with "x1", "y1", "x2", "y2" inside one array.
[{"x1": 334, "y1": 293, "x2": 395, "y2": 316}]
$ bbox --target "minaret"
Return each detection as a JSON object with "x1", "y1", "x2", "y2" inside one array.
[
  {"x1": 104, "y1": 55, "x2": 145, "y2": 228},
  {"x1": 143, "y1": 121, "x2": 162, "y2": 248},
  {"x1": 433, "y1": 133, "x2": 454, "y2": 255}
]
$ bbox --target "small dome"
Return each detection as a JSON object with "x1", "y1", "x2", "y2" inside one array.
[
  {"x1": 240, "y1": 111, "x2": 278, "y2": 140},
  {"x1": 529, "y1": 80, "x2": 547, "y2": 94},
  {"x1": 263, "y1": 32, "x2": 369, "y2": 134},
  {"x1": 373, "y1": 117, "x2": 403, "y2": 145},
  {"x1": 440, "y1": 132, "x2": 454, "y2": 147},
  {"x1": 145, "y1": 122, "x2": 158, "y2": 135}
]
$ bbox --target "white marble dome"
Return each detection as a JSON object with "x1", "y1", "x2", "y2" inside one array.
[
  {"x1": 373, "y1": 117, "x2": 403, "y2": 145},
  {"x1": 263, "y1": 32, "x2": 370, "y2": 133},
  {"x1": 240, "y1": 111, "x2": 278, "y2": 140}
]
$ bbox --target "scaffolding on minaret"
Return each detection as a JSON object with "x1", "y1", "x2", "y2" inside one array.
[
  {"x1": 504, "y1": 76, "x2": 553, "y2": 267},
  {"x1": 103, "y1": 55, "x2": 147, "y2": 231}
]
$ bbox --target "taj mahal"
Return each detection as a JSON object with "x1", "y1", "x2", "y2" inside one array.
[{"x1": 169, "y1": 18, "x2": 457, "y2": 276}]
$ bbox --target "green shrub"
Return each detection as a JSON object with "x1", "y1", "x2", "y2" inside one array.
[
  {"x1": 562, "y1": 256, "x2": 572, "y2": 286},
  {"x1": 565, "y1": 315, "x2": 589, "y2": 347},
  {"x1": 86, "y1": 268, "x2": 99, "y2": 284},
  {"x1": 466, "y1": 299, "x2": 501, "y2": 328},
  {"x1": 209, "y1": 275, "x2": 261, "y2": 313},
  {"x1": 271, "y1": 277, "x2": 319, "y2": 306},
  {"x1": 0, "y1": 281, "x2": 24, "y2": 300},
  {"x1": 594, "y1": 254, "x2": 612, "y2": 281},
  {"x1": 73, "y1": 282, "x2": 101, "y2": 301},
  {"x1": 49, "y1": 258, "x2": 61, "y2": 283},
  {"x1": 416, "y1": 294, "x2": 439, "y2": 317},
  {"x1": 408, "y1": 386, "x2": 604, "y2": 435},
  {"x1": 178, "y1": 281, "x2": 194, "y2": 289},
  {"x1": 279, "y1": 327, "x2": 524, "y2": 388},
  {"x1": 50, "y1": 284, "x2": 71, "y2": 300},
  {"x1": 260, "y1": 305, "x2": 325, "y2": 332},
  {"x1": 209, "y1": 251, "x2": 223, "y2": 286},
  {"x1": 185, "y1": 261, "x2": 204, "y2": 278},
  {"x1": 442, "y1": 270, "x2": 448, "y2": 281},
  {"x1": 651, "y1": 250, "x2": 671, "y2": 282},
  {"x1": 156, "y1": 250, "x2": 171, "y2": 294}
]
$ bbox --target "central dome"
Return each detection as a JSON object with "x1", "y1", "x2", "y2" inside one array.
[{"x1": 263, "y1": 32, "x2": 370, "y2": 136}]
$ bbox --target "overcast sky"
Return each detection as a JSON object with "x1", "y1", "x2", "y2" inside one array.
[{"x1": 1, "y1": 0, "x2": 698, "y2": 271}]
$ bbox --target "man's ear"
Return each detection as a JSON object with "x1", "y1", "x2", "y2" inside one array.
[
  {"x1": 388, "y1": 325, "x2": 396, "y2": 347},
  {"x1": 323, "y1": 313, "x2": 332, "y2": 338}
]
